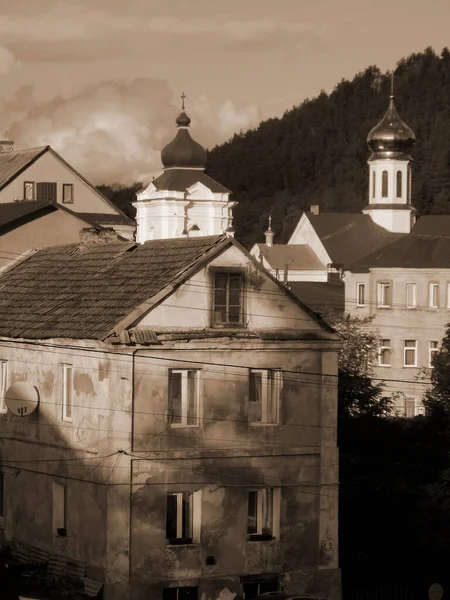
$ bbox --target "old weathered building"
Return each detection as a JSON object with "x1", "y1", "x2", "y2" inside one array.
[
  {"x1": 0, "y1": 142, "x2": 135, "y2": 248},
  {"x1": 0, "y1": 232, "x2": 341, "y2": 600}
]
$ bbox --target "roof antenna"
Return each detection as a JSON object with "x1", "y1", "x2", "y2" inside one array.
[{"x1": 181, "y1": 91, "x2": 186, "y2": 111}]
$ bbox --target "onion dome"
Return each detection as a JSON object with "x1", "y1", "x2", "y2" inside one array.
[
  {"x1": 367, "y1": 96, "x2": 415, "y2": 160},
  {"x1": 161, "y1": 104, "x2": 206, "y2": 169}
]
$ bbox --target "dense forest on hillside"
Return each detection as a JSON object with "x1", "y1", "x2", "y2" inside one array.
[{"x1": 100, "y1": 47, "x2": 450, "y2": 248}]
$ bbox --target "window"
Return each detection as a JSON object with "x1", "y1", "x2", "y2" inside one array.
[
  {"x1": 406, "y1": 283, "x2": 416, "y2": 309},
  {"x1": 381, "y1": 170, "x2": 388, "y2": 197},
  {"x1": 377, "y1": 282, "x2": 392, "y2": 308},
  {"x1": 166, "y1": 492, "x2": 193, "y2": 544},
  {"x1": 404, "y1": 398, "x2": 424, "y2": 418},
  {"x1": 378, "y1": 339, "x2": 392, "y2": 367},
  {"x1": 163, "y1": 588, "x2": 198, "y2": 600},
  {"x1": 372, "y1": 171, "x2": 376, "y2": 198},
  {"x1": 396, "y1": 170, "x2": 402, "y2": 198},
  {"x1": 0, "y1": 473, "x2": 4, "y2": 527},
  {"x1": 23, "y1": 181, "x2": 35, "y2": 201},
  {"x1": 429, "y1": 341, "x2": 440, "y2": 368},
  {"x1": 212, "y1": 271, "x2": 244, "y2": 326},
  {"x1": 247, "y1": 488, "x2": 280, "y2": 540},
  {"x1": 248, "y1": 369, "x2": 281, "y2": 424},
  {"x1": 447, "y1": 282, "x2": 450, "y2": 308},
  {"x1": 356, "y1": 283, "x2": 365, "y2": 307},
  {"x1": 242, "y1": 579, "x2": 280, "y2": 599},
  {"x1": 62, "y1": 364, "x2": 73, "y2": 421},
  {"x1": 169, "y1": 370, "x2": 200, "y2": 427},
  {"x1": 404, "y1": 340, "x2": 417, "y2": 367},
  {"x1": 36, "y1": 182, "x2": 57, "y2": 201},
  {"x1": 62, "y1": 183, "x2": 74, "y2": 204},
  {"x1": 52, "y1": 482, "x2": 67, "y2": 536},
  {"x1": 0, "y1": 360, "x2": 8, "y2": 413},
  {"x1": 429, "y1": 283, "x2": 439, "y2": 308}
]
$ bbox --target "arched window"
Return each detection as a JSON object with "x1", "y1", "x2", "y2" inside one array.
[
  {"x1": 396, "y1": 170, "x2": 402, "y2": 198},
  {"x1": 372, "y1": 171, "x2": 376, "y2": 198},
  {"x1": 382, "y1": 170, "x2": 388, "y2": 198}
]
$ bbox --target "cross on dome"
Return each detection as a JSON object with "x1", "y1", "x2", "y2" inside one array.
[{"x1": 181, "y1": 92, "x2": 186, "y2": 110}]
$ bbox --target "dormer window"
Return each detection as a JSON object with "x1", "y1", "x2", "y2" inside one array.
[{"x1": 212, "y1": 270, "x2": 244, "y2": 326}]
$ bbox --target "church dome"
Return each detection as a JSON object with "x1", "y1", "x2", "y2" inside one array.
[
  {"x1": 161, "y1": 110, "x2": 206, "y2": 169},
  {"x1": 367, "y1": 96, "x2": 415, "y2": 160}
]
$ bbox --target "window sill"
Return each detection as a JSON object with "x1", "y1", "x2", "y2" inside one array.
[
  {"x1": 166, "y1": 537, "x2": 194, "y2": 546},
  {"x1": 247, "y1": 534, "x2": 276, "y2": 542},
  {"x1": 378, "y1": 364, "x2": 391, "y2": 368},
  {"x1": 377, "y1": 306, "x2": 392, "y2": 309},
  {"x1": 248, "y1": 422, "x2": 279, "y2": 427},
  {"x1": 169, "y1": 424, "x2": 200, "y2": 429},
  {"x1": 403, "y1": 365, "x2": 418, "y2": 369},
  {"x1": 62, "y1": 417, "x2": 73, "y2": 423}
]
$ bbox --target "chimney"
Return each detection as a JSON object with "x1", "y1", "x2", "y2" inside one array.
[
  {"x1": 310, "y1": 205, "x2": 320, "y2": 215},
  {"x1": 79, "y1": 227, "x2": 122, "y2": 245},
  {"x1": 0, "y1": 139, "x2": 14, "y2": 153},
  {"x1": 264, "y1": 215, "x2": 274, "y2": 247}
]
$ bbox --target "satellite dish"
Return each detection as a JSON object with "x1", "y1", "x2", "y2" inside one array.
[
  {"x1": 5, "y1": 382, "x2": 40, "y2": 417},
  {"x1": 428, "y1": 584, "x2": 444, "y2": 600}
]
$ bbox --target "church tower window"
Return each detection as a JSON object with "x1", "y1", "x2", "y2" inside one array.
[
  {"x1": 372, "y1": 171, "x2": 376, "y2": 198},
  {"x1": 396, "y1": 171, "x2": 402, "y2": 198},
  {"x1": 381, "y1": 171, "x2": 388, "y2": 198}
]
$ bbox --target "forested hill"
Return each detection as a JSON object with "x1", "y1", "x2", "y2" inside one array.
[
  {"x1": 205, "y1": 47, "x2": 450, "y2": 247},
  {"x1": 100, "y1": 48, "x2": 450, "y2": 249}
]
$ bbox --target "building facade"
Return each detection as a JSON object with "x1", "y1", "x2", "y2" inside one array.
[{"x1": 0, "y1": 232, "x2": 341, "y2": 600}]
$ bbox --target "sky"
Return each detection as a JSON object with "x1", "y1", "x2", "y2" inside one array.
[{"x1": 0, "y1": 0, "x2": 449, "y2": 184}]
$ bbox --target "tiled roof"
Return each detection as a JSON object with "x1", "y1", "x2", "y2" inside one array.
[
  {"x1": 0, "y1": 235, "x2": 229, "y2": 340},
  {"x1": 257, "y1": 244, "x2": 324, "y2": 270},
  {"x1": 288, "y1": 279, "x2": 345, "y2": 314},
  {"x1": 306, "y1": 213, "x2": 403, "y2": 268},
  {"x1": 351, "y1": 234, "x2": 450, "y2": 271},
  {"x1": 151, "y1": 169, "x2": 230, "y2": 194},
  {"x1": 0, "y1": 201, "x2": 54, "y2": 230},
  {"x1": 411, "y1": 215, "x2": 450, "y2": 236},
  {"x1": 0, "y1": 147, "x2": 48, "y2": 189}
]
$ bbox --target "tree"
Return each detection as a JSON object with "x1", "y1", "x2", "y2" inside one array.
[
  {"x1": 325, "y1": 312, "x2": 392, "y2": 421},
  {"x1": 424, "y1": 323, "x2": 450, "y2": 418}
]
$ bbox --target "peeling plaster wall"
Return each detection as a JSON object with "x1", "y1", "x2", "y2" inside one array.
[
  {"x1": 0, "y1": 341, "x2": 133, "y2": 582},
  {"x1": 139, "y1": 245, "x2": 323, "y2": 331},
  {"x1": 129, "y1": 340, "x2": 340, "y2": 600}
]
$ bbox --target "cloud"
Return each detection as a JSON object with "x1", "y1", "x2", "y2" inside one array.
[
  {"x1": 3, "y1": 79, "x2": 261, "y2": 185},
  {"x1": 0, "y1": 45, "x2": 20, "y2": 74}
]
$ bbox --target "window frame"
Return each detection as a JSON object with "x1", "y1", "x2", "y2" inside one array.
[
  {"x1": 62, "y1": 183, "x2": 74, "y2": 204},
  {"x1": 447, "y1": 282, "x2": 450, "y2": 309},
  {"x1": 165, "y1": 490, "x2": 200, "y2": 545},
  {"x1": 0, "y1": 472, "x2": 4, "y2": 528},
  {"x1": 162, "y1": 587, "x2": 199, "y2": 600},
  {"x1": 403, "y1": 340, "x2": 418, "y2": 368},
  {"x1": 381, "y1": 170, "x2": 388, "y2": 197},
  {"x1": 377, "y1": 281, "x2": 392, "y2": 308},
  {"x1": 23, "y1": 181, "x2": 35, "y2": 201},
  {"x1": 429, "y1": 282, "x2": 439, "y2": 309},
  {"x1": 378, "y1": 339, "x2": 392, "y2": 367},
  {"x1": 62, "y1": 364, "x2": 73, "y2": 422},
  {"x1": 0, "y1": 360, "x2": 8, "y2": 413},
  {"x1": 248, "y1": 369, "x2": 282, "y2": 425},
  {"x1": 211, "y1": 268, "x2": 245, "y2": 328},
  {"x1": 429, "y1": 340, "x2": 439, "y2": 368},
  {"x1": 356, "y1": 283, "x2": 366, "y2": 307},
  {"x1": 168, "y1": 369, "x2": 201, "y2": 428},
  {"x1": 52, "y1": 481, "x2": 67, "y2": 536},
  {"x1": 405, "y1": 283, "x2": 416, "y2": 309},
  {"x1": 247, "y1": 487, "x2": 280, "y2": 541},
  {"x1": 396, "y1": 170, "x2": 402, "y2": 198},
  {"x1": 242, "y1": 579, "x2": 281, "y2": 599}
]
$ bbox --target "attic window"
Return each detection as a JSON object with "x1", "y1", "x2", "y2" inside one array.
[
  {"x1": 62, "y1": 184, "x2": 74, "y2": 204},
  {"x1": 24, "y1": 181, "x2": 35, "y2": 201},
  {"x1": 212, "y1": 270, "x2": 244, "y2": 326},
  {"x1": 37, "y1": 182, "x2": 57, "y2": 202}
]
